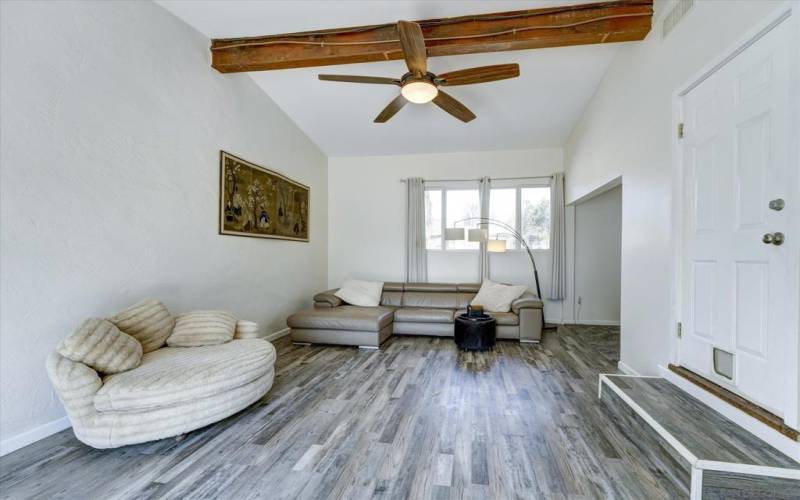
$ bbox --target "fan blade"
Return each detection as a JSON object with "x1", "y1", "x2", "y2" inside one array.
[
  {"x1": 319, "y1": 74, "x2": 400, "y2": 85},
  {"x1": 432, "y1": 90, "x2": 476, "y2": 123},
  {"x1": 397, "y1": 21, "x2": 427, "y2": 76},
  {"x1": 437, "y1": 64, "x2": 520, "y2": 86},
  {"x1": 374, "y1": 95, "x2": 408, "y2": 123}
]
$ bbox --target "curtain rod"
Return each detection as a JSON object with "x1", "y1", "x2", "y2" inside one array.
[{"x1": 399, "y1": 174, "x2": 553, "y2": 183}]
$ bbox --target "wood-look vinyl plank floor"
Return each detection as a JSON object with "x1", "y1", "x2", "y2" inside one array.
[{"x1": 1, "y1": 325, "x2": 688, "y2": 499}]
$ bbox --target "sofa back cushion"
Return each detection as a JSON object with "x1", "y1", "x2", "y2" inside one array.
[
  {"x1": 457, "y1": 292, "x2": 477, "y2": 308},
  {"x1": 167, "y1": 311, "x2": 237, "y2": 347},
  {"x1": 380, "y1": 291, "x2": 403, "y2": 307},
  {"x1": 58, "y1": 318, "x2": 142, "y2": 374},
  {"x1": 109, "y1": 299, "x2": 174, "y2": 353},
  {"x1": 402, "y1": 291, "x2": 459, "y2": 309}
]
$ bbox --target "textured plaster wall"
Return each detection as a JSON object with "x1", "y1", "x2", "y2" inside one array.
[{"x1": 0, "y1": 1, "x2": 327, "y2": 447}]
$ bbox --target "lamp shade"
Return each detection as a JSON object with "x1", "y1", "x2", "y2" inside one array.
[
  {"x1": 487, "y1": 239, "x2": 507, "y2": 253},
  {"x1": 444, "y1": 227, "x2": 465, "y2": 241},
  {"x1": 468, "y1": 228, "x2": 488, "y2": 242}
]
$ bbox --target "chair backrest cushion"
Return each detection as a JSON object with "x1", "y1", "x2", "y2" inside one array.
[
  {"x1": 58, "y1": 318, "x2": 142, "y2": 374},
  {"x1": 108, "y1": 299, "x2": 174, "y2": 353},
  {"x1": 167, "y1": 310, "x2": 237, "y2": 347}
]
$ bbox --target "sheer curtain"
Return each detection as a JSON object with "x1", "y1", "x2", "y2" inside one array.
[
  {"x1": 478, "y1": 177, "x2": 491, "y2": 281},
  {"x1": 549, "y1": 172, "x2": 566, "y2": 299},
  {"x1": 405, "y1": 177, "x2": 428, "y2": 282}
]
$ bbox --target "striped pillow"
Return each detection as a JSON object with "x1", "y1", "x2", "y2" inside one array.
[
  {"x1": 108, "y1": 299, "x2": 174, "y2": 353},
  {"x1": 58, "y1": 318, "x2": 142, "y2": 374},
  {"x1": 235, "y1": 320, "x2": 260, "y2": 339},
  {"x1": 167, "y1": 311, "x2": 237, "y2": 347}
]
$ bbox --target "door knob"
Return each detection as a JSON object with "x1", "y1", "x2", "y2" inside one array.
[
  {"x1": 769, "y1": 198, "x2": 785, "y2": 211},
  {"x1": 763, "y1": 232, "x2": 785, "y2": 245}
]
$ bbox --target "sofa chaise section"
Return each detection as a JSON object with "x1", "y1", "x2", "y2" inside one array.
[{"x1": 287, "y1": 305, "x2": 394, "y2": 348}]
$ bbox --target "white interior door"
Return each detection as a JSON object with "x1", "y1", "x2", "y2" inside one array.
[{"x1": 679, "y1": 16, "x2": 798, "y2": 418}]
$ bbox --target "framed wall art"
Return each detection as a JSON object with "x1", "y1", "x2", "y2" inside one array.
[{"x1": 219, "y1": 151, "x2": 309, "y2": 241}]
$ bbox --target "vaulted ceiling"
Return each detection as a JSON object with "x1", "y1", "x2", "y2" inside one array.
[{"x1": 158, "y1": 1, "x2": 639, "y2": 156}]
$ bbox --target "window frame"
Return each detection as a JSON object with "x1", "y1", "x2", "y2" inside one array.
[
  {"x1": 516, "y1": 183, "x2": 552, "y2": 252},
  {"x1": 424, "y1": 179, "x2": 552, "y2": 253},
  {"x1": 425, "y1": 186, "x2": 481, "y2": 252},
  {"x1": 501, "y1": 183, "x2": 552, "y2": 252}
]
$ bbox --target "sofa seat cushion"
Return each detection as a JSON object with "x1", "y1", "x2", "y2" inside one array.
[
  {"x1": 287, "y1": 306, "x2": 394, "y2": 332},
  {"x1": 456, "y1": 310, "x2": 519, "y2": 326},
  {"x1": 394, "y1": 308, "x2": 454, "y2": 324},
  {"x1": 93, "y1": 339, "x2": 275, "y2": 413}
]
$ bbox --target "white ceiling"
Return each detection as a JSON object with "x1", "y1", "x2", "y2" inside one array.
[{"x1": 158, "y1": 1, "x2": 624, "y2": 157}]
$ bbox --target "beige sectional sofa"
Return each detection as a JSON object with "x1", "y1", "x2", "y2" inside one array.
[{"x1": 287, "y1": 282, "x2": 543, "y2": 348}]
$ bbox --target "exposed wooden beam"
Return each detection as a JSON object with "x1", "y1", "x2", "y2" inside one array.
[{"x1": 210, "y1": 0, "x2": 653, "y2": 73}]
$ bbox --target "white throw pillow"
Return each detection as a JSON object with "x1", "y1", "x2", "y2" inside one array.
[
  {"x1": 167, "y1": 311, "x2": 237, "y2": 347},
  {"x1": 470, "y1": 280, "x2": 528, "y2": 313},
  {"x1": 108, "y1": 298, "x2": 174, "y2": 353},
  {"x1": 334, "y1": 280, "x2": 384, "y2": 307},
  {"x1": 58, "y1": 318, "x2": 142, "y2": 374}
]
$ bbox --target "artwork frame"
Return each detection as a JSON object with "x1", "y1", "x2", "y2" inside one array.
[{"x1": 219, "y1": 150, "x2": 310, "y2": 242}]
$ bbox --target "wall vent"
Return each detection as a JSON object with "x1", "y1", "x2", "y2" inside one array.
[{"x1": 662, "y1": 0, "x2": 694, "y2": 39}]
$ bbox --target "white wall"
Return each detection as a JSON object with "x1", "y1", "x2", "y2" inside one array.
[
  {"x1": 573, "y1": 185, "x2": 622, "y2": 325},
  {"x1": 564, "y1": 0, "x2": 783, "y2": 374},
  {"x1": 0, "y1": 1, "x2": 327, "y2": 452},
  {"x1": 327, "y1": 149, "x2": 566, "y2": 322}
]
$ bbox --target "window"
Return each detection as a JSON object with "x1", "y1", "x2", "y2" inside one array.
[
  {"x1": 445, "y1": 190, "x2": 479, "y2": 249},
  {"x1": 424, "y1": 188, "x2": 479, "y2": 250},
  {"x1": 488, "y1": 188, "x2": 516, "y2": 248},
  {"x1": 520, "y1": 187, "x2": 550, "y2": 249},
  {"x1": 489, "y1": 185, "x2": 551, "y2": 250},
  {"x1": 425, "y1": 182, "x2": 551, "y2": 251}
]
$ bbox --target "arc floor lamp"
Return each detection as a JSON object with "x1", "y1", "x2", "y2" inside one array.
[{"x1": 445, "y1": 217, "x2": 543, "y2": 301}]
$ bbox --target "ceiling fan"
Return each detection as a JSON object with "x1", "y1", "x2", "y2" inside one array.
[{"x1": 318, "y1": 20, "x2": 520, "y2": 123}]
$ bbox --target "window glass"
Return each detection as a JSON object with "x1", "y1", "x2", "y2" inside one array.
[
  {"x1": 489, "y1": 188, "x2": 517, "y2": 249},
  {"x1": 520, "y1": 187, "x2": 551, "y2": 249},
  {"x1": 445, "y1": 189, "x2": 480, "y2": 249},
  {"x1": 424, "y1": 190, "x2": 442, "y2": 250}
]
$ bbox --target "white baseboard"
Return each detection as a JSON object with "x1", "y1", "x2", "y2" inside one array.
[
  {"x1": 617, "y1": 360, "x2": 640, "y2": 376},
  {"x1": 659, "y1": 365, "x2": 800, "y2": 462},
  {"x1": 0, "y1": 416, "x2": 71, "y2": 457},
  {"x1": 572, "y1": 319, "x2": 621, "y2": 326},
  {"x1": 265, "y1": 327, "x2": 290, "y2": 342}
]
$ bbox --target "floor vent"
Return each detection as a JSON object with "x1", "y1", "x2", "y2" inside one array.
[{"x1": 662, "y1": 0, "x2": 694, "y2": 39}]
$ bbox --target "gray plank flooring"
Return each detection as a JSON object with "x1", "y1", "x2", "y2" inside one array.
[
  {"x1": 1, "y1": 325, "x2": 688, "y2": 499},
  {"x1": 603, "y1": 375, "x2": 799, "y2": 469}
]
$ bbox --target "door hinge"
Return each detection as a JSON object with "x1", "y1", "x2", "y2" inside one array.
[
  {"x1": 677, "y1": 122, "x2": 684, "y2": 139},
  {"x1": 677, "y1": 322, "x2": 683, "y2": 338}
]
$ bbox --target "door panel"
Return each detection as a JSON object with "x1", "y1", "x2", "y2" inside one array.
[
  {"x1": 734, "y1": 261, "x2": 768, "y2": 358},
  {"x1": 680, "y1": 17, "x2": 797, "y2": 418}
]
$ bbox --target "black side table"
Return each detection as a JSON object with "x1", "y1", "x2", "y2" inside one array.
[{"x1": 454, "y1": 314, "x2": 496, "y2": 351}]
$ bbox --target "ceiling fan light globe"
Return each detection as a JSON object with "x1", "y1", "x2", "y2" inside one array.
[{"x1": 401, "y1": 81, "x2": 438, "y2": 104}]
